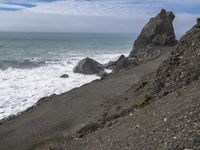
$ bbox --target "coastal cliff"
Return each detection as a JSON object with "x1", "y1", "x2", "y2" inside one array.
[{"x1": 0, "y1": 10, "x2": 199, "y2": 150}]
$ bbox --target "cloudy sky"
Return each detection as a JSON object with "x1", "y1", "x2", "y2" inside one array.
[{"x1": 0, "y1": 0, "x2": 199, "y2": 35}]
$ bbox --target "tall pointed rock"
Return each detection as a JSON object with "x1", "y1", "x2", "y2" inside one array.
[{"x1": 129, "y1": 9, "x2": 177, "y2": 58}]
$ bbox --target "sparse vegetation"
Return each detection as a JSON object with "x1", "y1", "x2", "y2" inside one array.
[
  {"x1": 135, "y1": 81, "x2": 148, "y2": 92},
  {"x1": 76, "y1": 122, "x2": 100, "y2": 138},
  {"x1": 136, "y1": 95, "x2": 151, "y2": 108}
]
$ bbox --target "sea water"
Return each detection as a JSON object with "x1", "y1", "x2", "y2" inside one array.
[{"x1": 0, "y1": 32, "x2": 135, "y2": 119}]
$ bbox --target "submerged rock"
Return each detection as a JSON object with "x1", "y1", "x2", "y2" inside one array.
[
  {"x1": 153, "y1": 22, "x2": 200, "y2": 95},
  {"x1": 73, "y1": 57, "x2": 104, "y2": 75},
  {"x1": 60, "y1": 74, "x2": 69, "y2": 78},
  {"x1": 129, "y1": 9, "x2": 177, "y2": 59}
]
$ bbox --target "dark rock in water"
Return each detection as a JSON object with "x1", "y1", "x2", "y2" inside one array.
[
  {"x1": 153, "y1": 24, "x2": 200, "y2": 95},
  {"x1": 60, "y1": 74, "x2": 69, "y2": 78},
  {"x1": 129, "y1": 9, "x2": 177, "y2": 59},
  {"x1": 73, "y1": 57, "x2": 104, "y2": 75}
]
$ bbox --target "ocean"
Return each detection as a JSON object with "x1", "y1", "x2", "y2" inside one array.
[{"x1": 0, "y1": 32, "x2": 135, "y2": 119}]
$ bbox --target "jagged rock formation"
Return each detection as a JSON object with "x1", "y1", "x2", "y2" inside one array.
[
  {"x1": 104, "y1": 55, "x2": 137, "y2": 72},
  {"x1": 129, "y1": 9, "x2": 177, "y2": 59},
  {"x1": 104, "y1": 55, "x2": 126, "y2": 70},
  {"x1": 153, "y1": 22, "x2": 200, "y2": 95},
  {"x1": 73, "y1": 57, "x2": 105, "y2": 75}
]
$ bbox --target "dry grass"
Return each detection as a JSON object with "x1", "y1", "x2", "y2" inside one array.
[{"x1": 136, "y1": 95, "x2": 151, "y2": 108}]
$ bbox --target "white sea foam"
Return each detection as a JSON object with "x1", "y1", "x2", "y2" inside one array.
[{"x1": 0, "y1": 53, "x2": 125, "y2": 120}]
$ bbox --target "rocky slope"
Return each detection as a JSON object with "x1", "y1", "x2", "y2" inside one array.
[{"x1": 153, "y1": 21, "x2": 200, "y2": 96}]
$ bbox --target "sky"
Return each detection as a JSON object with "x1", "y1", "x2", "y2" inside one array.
[{"x1": 0, "y1": 0, "x2": 199, "y2": 36}]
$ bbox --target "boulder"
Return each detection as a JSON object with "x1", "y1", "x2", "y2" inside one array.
[
  {"x1": 129, "y1": 9, "x2": 177, "y2": 58},
  {"x1": 73, "y1": 57, "x2": 104, "y2": 75},
  {"x1": 153, "y1": 23, "x2": 200, "y2": 95}
]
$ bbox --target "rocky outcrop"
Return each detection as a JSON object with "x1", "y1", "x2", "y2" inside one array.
[
  {"x1": 129, "y1": 9, "x2": 177, "y2": 59},
  {"x1": 104, "y1": 55, "x2": 126, "y2": 70},
  {"x1": 153, "y1": 22, "x2": 200, "y2": 95},
  {"x1": 104, "y1": 55, "x2": 137, "y2": 72},
  {"x1": 73, "y1": 57, "x2": 105, "y2": 75}
]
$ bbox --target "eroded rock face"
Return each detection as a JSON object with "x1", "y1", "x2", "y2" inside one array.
[
  {"x1": 153, "y1": 24, "x2": 200, "y2": 95},
  {"x1": 73, "y1": 57, "x2": 104, "y2": 75},
  {"x1": 129, "y1": 9, "x2": 177, "y2": 58}
]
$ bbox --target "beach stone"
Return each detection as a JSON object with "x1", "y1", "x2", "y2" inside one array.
[
  {"x1": 129, "y1": 9, "x2": 177, "y2": 58},
  {"x1": 73, "y1": 57, "x2": 104, "y2": 75},
  {"x1": 60, "y1": 74, "x2": 69, "y2": 78},
  {"x1": 153, "y1": 23, "x2": 200, "y2": 95}
]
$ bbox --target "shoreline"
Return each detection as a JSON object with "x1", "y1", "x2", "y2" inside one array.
[
  {"x1": 0, "y1": 47, "x2": 171, "y2": 150},
  {"x1": 0, "y1": 51, "x2": 129, "y2": 120},
  {"x1": 1, "y1": 9, "x2": 199, "y2": 150},
  {"x1": 0, "y1": 78, "x2": 100, "y2": 123}
]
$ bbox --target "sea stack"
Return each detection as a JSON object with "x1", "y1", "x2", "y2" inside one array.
[{"x1": 129, "y1": 9, "x2": 177, "y2": 59}]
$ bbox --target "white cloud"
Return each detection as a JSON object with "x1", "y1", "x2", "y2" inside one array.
[
  {"x1": 0, "y1": 0, "x2": 199, "y2": 35},
  {"x1": 0, "y1": 11, "x2": 149, "y2": 33},
  {"x1": 23, "y1": 0, "x2": 153, "y2": 16},
  {"x1": 0, "y1": 10, "x2": 198, "y2": 36},
  {"x1": 157, "y1": 0, "x2": 200, "y2": 6},
  {"x1": 0, "y1": 3, "x2": 26, "y2": 9},
  {"x1": 22, "y1": 0, "x2": 200, "y2": 17}
]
